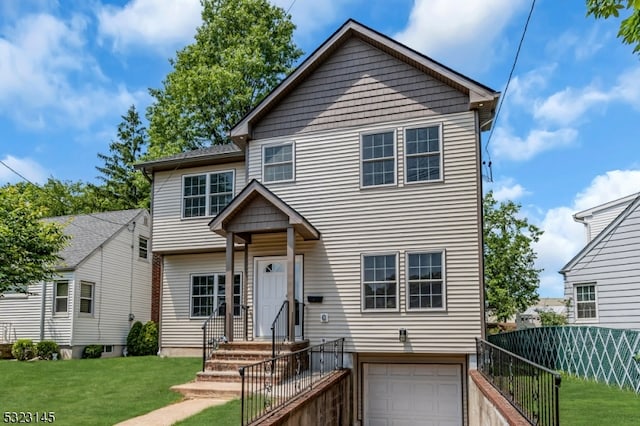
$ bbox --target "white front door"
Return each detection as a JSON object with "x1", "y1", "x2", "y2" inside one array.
[{"x1": 255, "y1": 256, "x2": 303, "y2": 338}]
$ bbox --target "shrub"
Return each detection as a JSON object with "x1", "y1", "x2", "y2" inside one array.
[
  {"x1": 537, "y1": 310, "x2": 568, "y2": 326},
  {"x1": 36, "y1": 340, "x2": 59, "y2": 360},
  {"x1": 82, "y1": 345, "x2": 103, "y2": 359},
  {"x1": 12, "y1": 339, "x2": 36, "y2": 361},
  {"x1": 139, "y1": 321, "x2": 159, "y2": 356},
  {"x1": 126, "y1": 321, "x2": 143, "y2": 356}
]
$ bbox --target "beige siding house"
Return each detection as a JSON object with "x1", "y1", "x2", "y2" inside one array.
[
  {"x1": 137, "y1": 20, "x2": 498, "y2": 425},
  {"x1": 0, "y1": 210, "x2": 152, "y2": 358}
]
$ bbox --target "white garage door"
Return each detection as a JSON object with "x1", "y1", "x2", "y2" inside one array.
[{"x1": 364, "y1": 363, "x2": 462, "y2": 426}]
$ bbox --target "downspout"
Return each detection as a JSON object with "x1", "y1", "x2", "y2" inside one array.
[
  {"x1": 39, "y1": 281, "x2": 47, "y2": 341},
  {"x1": 476, "y1": 111, "x2": 487, "y2": 341}
]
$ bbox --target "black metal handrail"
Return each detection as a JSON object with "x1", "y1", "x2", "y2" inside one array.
[
  {"x1": 201, "y1": 303, "x2": 226, "y2": 371},
  {"x1": 239, "y1": 337, "x2": 345, "y2": 425},
  {"x1": 476, "y1": 338, "x2": 561, "y2": 426},
  {"x1": 295, "y1": 299, "x2": 304, "y2": 341},
  {"x1": 271, "y1": 300, "x2": 289, "y2": 359}
]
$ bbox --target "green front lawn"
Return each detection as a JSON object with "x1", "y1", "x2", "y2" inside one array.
[
  {"x1": 561, "y1": 375, "x2": 640, "y2": 425},
  {"x1": 0, "y1": 356, "x2": 200, "y2": 425}
]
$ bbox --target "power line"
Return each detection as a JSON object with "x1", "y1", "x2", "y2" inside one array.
[
  {"x1": 483, "y1": 0, "x2": 537, "y2": 181},
  {"x1": 0, "y1": 158, "x2": 35, "y2": 185}
]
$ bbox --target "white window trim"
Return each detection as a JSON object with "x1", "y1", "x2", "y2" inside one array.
[
  {"x1": 189, "y1": 272, "x2": 243, "y2": 319},
  {"x1": 405, "y1": 250, "x2": 447, "y2": 312},
  {"x1": 79, "y1": 281, "x2": 95, "y2": 316},
  {"x1": 181, "y1": 169, "x2": 236, "y2": 219},
  {"x1": 138, "y1": 236, "x2": 149, "y2": 260},
  {"x1": 360, "y1": 129, "x2": 397, "y2": 189},
  {"x1": 53, "y1": 280, "x2": 69, "y2": 315},
  {"x1": 574, "y1": 283, "x2": 598, "y2": 323},
  {"x1": 262, "y1": 141, "x2": 295, "y2": 183},
  {"x1": 403, "y1": 123, "x2": 444, "y2": 185},
  {"x1": 361, "y1": 252, "x2": 400, "y2": 313}
]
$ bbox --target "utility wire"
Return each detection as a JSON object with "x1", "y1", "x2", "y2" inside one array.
[{"x1": 483, "y1": 0, "x2": 537, "y2": 181}]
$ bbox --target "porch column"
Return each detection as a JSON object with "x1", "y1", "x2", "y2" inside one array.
[
  {"x1": 226, "y1": 232, "x2": 235, "y2": 342},
  {"x1": 287, "y1": 226, "x2": 296, "y2": 341}
]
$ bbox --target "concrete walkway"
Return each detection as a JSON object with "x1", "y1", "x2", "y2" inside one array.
[{"x1": 114, "y1": 398, "x2": 230, "y2": 426}]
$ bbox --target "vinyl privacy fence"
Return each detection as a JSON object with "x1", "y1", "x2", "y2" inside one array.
[{"x1": 488, "y1": 326, "x2": 640, "y2": 393}]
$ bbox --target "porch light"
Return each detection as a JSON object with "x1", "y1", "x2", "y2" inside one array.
[{"x1": 399, "y1": 328, "x2": 407, "y2": 343}]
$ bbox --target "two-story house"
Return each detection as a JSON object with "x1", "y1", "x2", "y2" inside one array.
[
  {"x1": 0, "y1": 209, "x2": 151, "y2": 358},
  {"x1": 137, "y1": 20, "x2": 498, "y2": 425}
]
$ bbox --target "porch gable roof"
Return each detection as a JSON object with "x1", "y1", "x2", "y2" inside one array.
[{"x1": 208, "y1": 179, "x2": 320, "y2": 241}]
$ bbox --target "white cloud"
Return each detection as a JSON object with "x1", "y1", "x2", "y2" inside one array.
[
  {"x1": 0, "y1": 12, "x2": 147, "y2": 130},
  {"x1": 270, "y1": 0, "x2": 353, "y2": 42},
  {"x1": 490, "y1": 178, "x2": 528, "y2": 202},
  {"x1": 0, "y1": 155, "x2": 48, "y2": 184},
  {"x1": 97, "y1": 0, "x2": 201, "y2": 53},
  {"x1": 491, "y1": 126, "x2": 577, "y2": 161},
  {"x1": 534, "y1": 169, "x2": 640, "y2": 297},
  {"x1": 394, "y1": 0, "x2": 527, "y2": 71},
  {"x1": 546, "y1": 26, "x2": 606, "y2": 61}
]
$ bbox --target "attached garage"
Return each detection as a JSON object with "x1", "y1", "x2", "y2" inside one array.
[{"x1": 363, "y1": 363, "x2": 463, "y2": 426}]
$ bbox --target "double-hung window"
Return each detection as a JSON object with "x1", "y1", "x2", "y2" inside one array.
[
  {"x1": 263, "y1": 143, "x2": 294, "y2": 183},
  {"x1": 407, "y1": 252, "x2": 445, "y2": 310},
  {"x1": 139, "y1": 236, "x2": 148, "y2": 259},
  {"x1": 54, "y1": 281, "x2": 69, "y2": 313},
  {"x1": 405, "y1": 125, "x2": 442, "y2": 182},
  {"x1": 575, "y1": 283, "x2": 597, "y2": 320},
  {"x1": 80, "y1": 281, "x2": 94, "y2": 315},
  {"x1": 362, "y1": 254, "x2": 398, "y2": 311},
  {"x1": 190, "y1": 273, "x2": 242, "y2": 318},
  {"x1": 182, "y1": 171, "x2": 235, "y2": 218},
  {"x1": 361, "y1": 131, "x2": 395, "y2": 187}
]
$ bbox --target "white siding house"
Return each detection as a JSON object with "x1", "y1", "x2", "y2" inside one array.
[
  {"x1": 0, "y1": 209, "x2": 152, "y2": 358},
  {"x1": 137, "y1": 20, "x2": 498, "y2": 425},
  {"x1": 561, "y1": 194, "x2": 640, "y2": 329}
]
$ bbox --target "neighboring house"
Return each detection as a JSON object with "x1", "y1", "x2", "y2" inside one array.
[
  {"x1": 136, "y1": 20, "x2": 498, "y2": 425},
  {"x1": 516, "y1": 298, "x2": 567, "y2": 328},
  {"x1": 561, "y1": 193, "x2": 640, "y2": 329},
  {"x1": 0, "y1": 209, "x2": 151, "y2": 358}
]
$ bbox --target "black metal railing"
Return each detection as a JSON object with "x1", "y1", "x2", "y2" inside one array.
[
  {"x1": 239, "y1": 338, "x2": 345, "y2": 426},
  {"x1": 477, "y1": 338, "x2": 561, "y2": 426},
  {"x1": 271, "y1": 300, "x2": 289, "y2": 359},
  {"x1": 295, "y1": 300, "x2": 305, "y2": 341},
  {"x1": 201, "y1": 303, "x2": 249, "y2": 371}
]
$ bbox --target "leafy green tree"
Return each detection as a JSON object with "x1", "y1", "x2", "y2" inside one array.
[
  {"x1": 536, "y1": 309, "x2": 568, "y2": 326},
  {"x1": 483, "y1": 191, "x2": 543, "y2": 322},
  {"x1": 147, "y1": 0, "x2": 302, "y2": 157},
  {"x1": 587, "y1": 0, "x2": 640, "y2": 54},
  {"x1": 0, "y1": 185, "x2": 69, "y2": 295},
  {"x1": 94, "y1": 105, "x2": 150, "y2": 209}
]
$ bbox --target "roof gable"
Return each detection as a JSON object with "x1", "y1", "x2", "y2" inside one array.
[
  {"x1": 231, "y1": 19, "x2": 499, "y2": 143},
  {"x1": 561, "y1": 194, "x2": 640, "y2": 273}
]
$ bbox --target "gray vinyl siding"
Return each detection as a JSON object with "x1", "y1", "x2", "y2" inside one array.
[
  {"x1": 564, "y1": 205, "x2": 640, "y2": 329},
  {"x1": 585, "y1": 203, "x2": 633, "y2": 241},
  {"x1": 253, "y1": 37, "x2": 468, "y2": 140},
  {"x1": 72, "y1": 212, "x2": 152, "y2": 347},
  {"x1": 246, "y1": 111, "x2": 482, "y2": 354},
  {"x1": 152, "y1": 162, "x2": 246, "y2": 253}
]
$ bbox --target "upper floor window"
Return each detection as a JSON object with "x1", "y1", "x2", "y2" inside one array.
[
  {"x1": 407, "y1": 252, "x2": 445, "y2": 310},
  {"x1": 361, "y1": 131, "x2": 395, "y2": 187},
  {"x1": 575, "y1": 283, "x2": 597, "y2": 320},
  {"x1": 362, "y1": 254, "x2": 397, "y2": 311},
  {"x1": 405, "y1": 125, "x2": 442, "y2": 182},
  {"x1": 263, "y1": 143, "x2": 294, "y2": 183},
  {"x1": 80, "y1": 281, "x2": 95, "y2": 315},
  {"x1": 182, "y1": 170, "x2": 235, "y2": 218},
  {"x1": 138, "y1": 236, "x2": 148, "y2": 259},
  {"x1": 54, "y1": 281, "x2": 68, "y2": 313}
]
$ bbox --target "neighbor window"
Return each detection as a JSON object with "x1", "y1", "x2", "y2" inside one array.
[
  {"x1": 182, "y1": 170, "x2": 235, "y2": 218},
  {"x1": 405, "y1": 125, "x2": 442, "y2": 182},
  {"x1": 361, "y1": 131, "x2": 396, "y2": 187},
  {"x1": 139, "y1": 236, "x2": 148, "y2": 259},
  {"x1": 407, "y1": 252, "x2": 445, "y2": 310},
  {"x1": 191, "y1": 273, "x2": 242, "y2": 318},
  {"x1": 80, "y1": 281, "x2": 94, "y2": 314},
  {"x1": 362, "y1": 254, "x2": 397, "y2": 311},
  {"x1": 575, "y1": 284, "x2": 597, "y2": 320},
  {"x1": 263, "y1": 143, "x2": 294, "y2": 182},
  {"x1": 54, "y1": 281, "x2": 69, "y2": 313}
]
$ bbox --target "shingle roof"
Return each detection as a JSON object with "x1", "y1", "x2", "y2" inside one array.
[
  {"x1": 44, "y1": 209, "x2": 145, "y2": 270},
  {"x1": 134, "y1": 143, "x2": 244, "y2": 173}
]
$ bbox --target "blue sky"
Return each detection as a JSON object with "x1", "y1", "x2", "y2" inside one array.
[{"x1": 1, "y1": 0, "x2": 639, "y2": 298}]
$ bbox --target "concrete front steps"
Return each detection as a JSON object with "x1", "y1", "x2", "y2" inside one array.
[{"x1": 171, "y1": 340, "x2": 309, "y2": 398}]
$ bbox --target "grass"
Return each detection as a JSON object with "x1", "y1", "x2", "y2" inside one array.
[
  {"x1": 561, "y1": 374, "x2": 640, "y2": 425},
  {"x1": 0, "y1": 356, "x2": 200, "y2": 425},
  {"x1": 174, "y1": 399, "x2": 241, "y2": 426}
]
